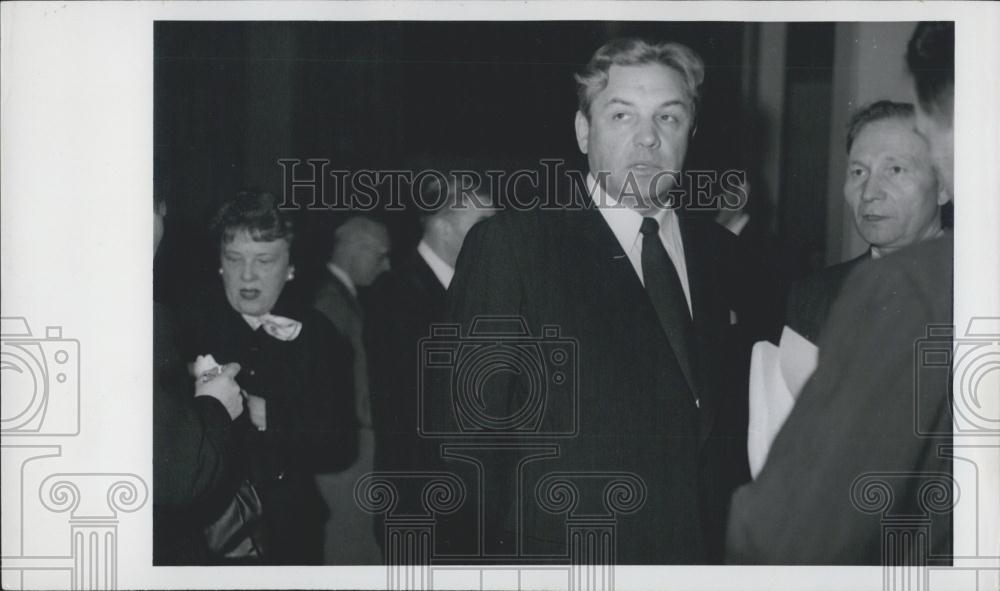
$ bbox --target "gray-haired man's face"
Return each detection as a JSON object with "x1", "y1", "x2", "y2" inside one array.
[
  {"x1": 844, "y1": 117, "x2": 948, "y2": 254},
  {"x1": 574, "y1": 63, "x2": 694, "y2": 212}
]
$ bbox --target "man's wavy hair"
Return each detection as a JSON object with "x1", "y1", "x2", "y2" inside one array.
[
  {"x1": 211, "y1": 190, "x2": 295, "y2": 246},
  {"x1": 845, "y1": 100, "x2": 916, "y2": 153},
  {"x1": 906, "y1": 22, "x2": 954, "y2": 120},
  {"x1": 574, "y1": 38, "x2": 705, "y2": 121}
]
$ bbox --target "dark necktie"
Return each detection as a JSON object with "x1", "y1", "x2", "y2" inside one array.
[{"x1": 639, "y1": 216, "x2": 698, "y2": 403}]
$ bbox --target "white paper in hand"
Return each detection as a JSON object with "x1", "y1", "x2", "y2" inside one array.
[
  {"x1": 747, "y1": 326, "x2": 819, "y2": 479},
  {"x1": 778, "y1": 325, "x2": 819, "y2": 398}
]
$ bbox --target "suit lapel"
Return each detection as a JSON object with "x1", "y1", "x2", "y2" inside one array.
[
  {"x1": 565, "y1": 204, "x2": 700, "y2": 410},
  {"x1": 564, "y1": 204, "x2": 645, "y2": 302}
]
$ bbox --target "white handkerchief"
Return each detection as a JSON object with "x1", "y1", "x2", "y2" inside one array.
[
  {"x1": 241, "y1": 313, "x2": 303, "y2": 341},
  {"x1": 190, "y1": 353, "x2": 222, "y2": 379},
  {"x1": 747, "y1": 326, "x2": 819, "y2": 479}
]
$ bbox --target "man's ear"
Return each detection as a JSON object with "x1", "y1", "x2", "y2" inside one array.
[
  {"x1": 936, "y1": 179, "x2": 952, "y2": 206},
  {"x1": 287, "y1": 265, "x2": 296, "y2": 281},
  {"x1": 574, "y1": 110, "x2": 590, "y2": 155}
]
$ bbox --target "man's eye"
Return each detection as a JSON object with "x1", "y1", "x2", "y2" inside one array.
[
  {"x1": 611, "y1": 112, "x2": 631, "y2": 121},
  {"x1": 659, "y1": 113, "x2": 679, "y2": 123},
  {"x1": 849, "y1": 168, "x2": 866, "y2": 178},
  {"x1": 889, "y1": 165, "x2": 905, "y2": 175}
]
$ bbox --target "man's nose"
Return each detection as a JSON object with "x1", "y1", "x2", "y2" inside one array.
[
  {"x1": 634, "y1": 119, "x2": 661, "y2": 149},
  {"x1": 860, "y1": 177, "x2": 885, "y2": 202}
]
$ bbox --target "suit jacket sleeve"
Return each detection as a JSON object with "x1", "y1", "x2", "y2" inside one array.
[
  {"x1": 448, "y1": 216, "x2": 525, "y2": 323},
  {"x1": 153, "y1": 303, "x2": 235, "y2": 511},
  {"x1": 725, "y1": 247, "x2": 953, "y2": 564},
  {"x1": 438, "y1": 215, "x2": 529, "y2": 428},
  {"x1": 154, "y1": 388, "x2": 234, "y2": 510},
  {"x1": 365, "y1": 273, "x2": 424, "y2": 471},
  {"x1": 430, "y1": 215, "x2": 528, "y2": 553}
]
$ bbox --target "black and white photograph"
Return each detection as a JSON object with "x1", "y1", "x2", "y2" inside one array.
[{"x1": 2, "y1": 2, "x2": 998, "y2": 590}]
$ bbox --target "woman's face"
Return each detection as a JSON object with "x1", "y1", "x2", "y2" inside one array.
[{"x1": 220, "y1": 229, "x2": 293, "y2": 317}]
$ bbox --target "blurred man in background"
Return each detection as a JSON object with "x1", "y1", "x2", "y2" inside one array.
[{"x1": 313, "y1": 215, "x2": 391, "y2": 564}]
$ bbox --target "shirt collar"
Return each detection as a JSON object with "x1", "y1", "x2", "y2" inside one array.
[
  {"x1": 326, "y1": 262, "x2": 357, "y2": 297},
  {"x1": 417, "y1": 240, "x2": 455, "y2": 290},
  {"x1": 588, "y1": 172, "x2": 674, "y2": 251}
]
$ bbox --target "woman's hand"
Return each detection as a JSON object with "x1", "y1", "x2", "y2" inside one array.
[
  {"x1": 194, "y1": 362, "x2": 244, "y2": 421},
  {"x1": 245, "y1": 393, "x2": 267, "y2": 431}
]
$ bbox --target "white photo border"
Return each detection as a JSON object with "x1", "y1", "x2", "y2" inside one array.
[{"x1": 1, "y1": 2, "x2": 997, "y2": 590}]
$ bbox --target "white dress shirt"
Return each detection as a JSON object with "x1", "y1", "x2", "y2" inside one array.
[
  {"x1": 417, "y1": 240, "x2": 455, "y2": 289},
  {"x1": 588, "y1": 173, "x2": 693, "y2": 316},
  {"x1": 326, "y1": 262, "x2": 357, "y2": 297}
]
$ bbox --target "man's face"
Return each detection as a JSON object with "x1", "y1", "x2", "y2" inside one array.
[
  {"x1": 844, "y1": 118, "x2": 948, "y2": 253},
  {"x1": 220, "y1": 230, "x2": 293, "y2": 316},
  {"x1": 914, "y1": 105, "x2": 955, "y2": 201},
  {"x1": 575, "y1": 63, "x2": 694, "y2": 211}
]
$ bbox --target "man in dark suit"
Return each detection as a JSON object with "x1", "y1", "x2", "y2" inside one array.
[
  {"x1": 786, "y1": 100, "x2": 951, "y2": 342},
  {"x1": 726, "y1": 21, "x2": 955, "y2": 565},
  {"x1": 313, "y1": 215, "x2": 391, "y2": 564},
  {"x1": 368, "y1": 177, "x2": 497, "y2": 477},
  {"x1": 153, "y1": 194, "x2": 247, "y2": 565},
  {"x1": 366, "y1": 177, "x2": 496, "y2": 552},
  {"x1": 429, "y1": 38, "x2": 764, "y2": 564}
]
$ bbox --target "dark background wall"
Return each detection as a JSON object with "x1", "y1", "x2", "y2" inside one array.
[
  {"x1": 155, "y1": 21, "x2": 749, "y2": 213},
  {"x1": 154, "y1": 20, "x2": 862, "y2": 304}
]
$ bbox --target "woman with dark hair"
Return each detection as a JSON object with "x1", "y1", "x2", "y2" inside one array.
[{"x1": 182, "y1": 191, "x2": 358, "y2": 564}]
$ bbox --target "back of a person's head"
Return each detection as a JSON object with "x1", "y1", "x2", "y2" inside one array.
[
  {"x1": 332, "y1": 215, "x2": 388, "y2": 255},
  {"x1": 425, "y1": 175, "x2": 494, "y2": 222},
  {"x1": 907, "y1": 22, "x2": 954, "y2": 120}
]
